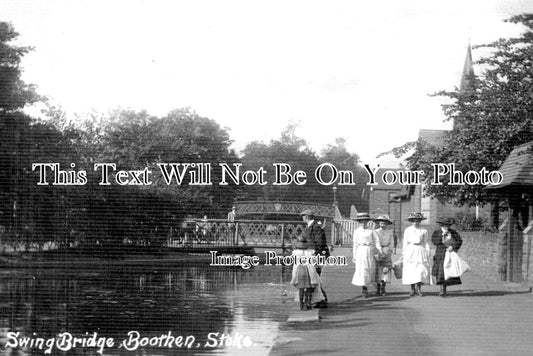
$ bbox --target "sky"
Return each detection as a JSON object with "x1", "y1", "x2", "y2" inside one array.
[{"x1": 2, "y1": 0, "x2": 533, "y2": 165}]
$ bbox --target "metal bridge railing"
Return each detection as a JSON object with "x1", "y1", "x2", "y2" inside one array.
[{"x1": 167, "y1": 219, "x2": 306, "y2": 250}]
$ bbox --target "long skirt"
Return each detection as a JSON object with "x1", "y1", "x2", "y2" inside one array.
[
  {"x1": 352, "y1": 246, "x2": 375, "y2": 286},
  {"x1": 291, "y1": 263, "x2": 320, "y2": 288},
  {"x1": 402, "y1": 244, "x2": 430, "y2": 285},
  {"x1": 376, "y1": 252, "x2": 393, "y2": 283},
  {"x1": 432, "y1": 247, "x2": 462, "y2": 286}
]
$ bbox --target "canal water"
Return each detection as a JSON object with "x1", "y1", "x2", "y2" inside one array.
[{"x1": 0, "y1": 264, "x2": 294, "y2": 355}]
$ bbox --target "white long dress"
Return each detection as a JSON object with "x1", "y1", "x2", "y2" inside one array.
[
  {"x1": 352, "y1": 227, "x2": 382, "y2": 287},
  {"x1": 402, "y1": 225, "x2": 431, "y2": 285}
]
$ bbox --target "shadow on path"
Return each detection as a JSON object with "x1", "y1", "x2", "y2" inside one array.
[{"x1": 436, "y1": 286, "x2": 532, "y2": 297}]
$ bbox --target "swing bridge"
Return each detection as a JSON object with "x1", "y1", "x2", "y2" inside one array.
[{"x1": 167, "y1": 201, "x2": 338, "y2": 253}]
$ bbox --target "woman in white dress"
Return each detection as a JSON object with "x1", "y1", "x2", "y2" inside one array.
[
  {"x1": 373, "y1": 215, "x2": 395, "y2": 296},
  {"x1": 402, "y1": 212, "x2": 431, "y2": 297},
  {"x1": 352, "y1": 212, "x2": 383, "y2": 297}
]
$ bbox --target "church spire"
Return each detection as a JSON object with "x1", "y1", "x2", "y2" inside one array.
[
  {"x1": 460, "y1": 43, "x2": 475, "y2": 91},
  {"x1": 454, "y1": 43, "x2": 476, "y2": 131}
]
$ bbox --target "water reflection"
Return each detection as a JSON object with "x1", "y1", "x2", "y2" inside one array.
[{"x1": 0, "y1": 264, "x2": 293, "y2": 355}]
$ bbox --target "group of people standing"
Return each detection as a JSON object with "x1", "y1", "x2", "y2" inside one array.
[
  {"x1": 290, "y1": 209, "x2": 464, "y2": 311},
  {"x1": 352, "y1": 211, "x2": 463, "y2": 298},
  {"x1": 290, "y1": 209, "x2": 330, "y2": 310}
]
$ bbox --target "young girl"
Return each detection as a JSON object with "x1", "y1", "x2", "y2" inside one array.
[
  {"x1": 374, "y1": 215, "x2": 395, "y2": 296},
  {"x1": 291, "y1": 236, "x2": 320, "y2": 310}
]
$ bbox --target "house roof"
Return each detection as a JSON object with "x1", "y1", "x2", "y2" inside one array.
[{"x1": 486, "y1": 141, "x2": 533, "y2": 189}]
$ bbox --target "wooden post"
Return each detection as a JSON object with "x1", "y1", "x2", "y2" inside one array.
[
  {"x1": 235, "y1": 222, "x2": 239, "y2": 246},
  {"x1": 497, "y1": 217, "x2": 508, "y2": 281},
  {"x1": 507, "y1": 204, "x2": 512, "y2": 282},
  {"x1": 508, "y1": 192, "x2": 525, "y2": 282},
  {"x1": 281, "y1": 224, "x2": 285, "y2": 255}
]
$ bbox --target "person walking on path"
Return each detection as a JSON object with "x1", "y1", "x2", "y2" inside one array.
[
  {"x1": 374, "y1": 214, "x2": 394, "y2": 296},
  {"x1": 291, "y1": 235, "x2": 321, "y2": 310},
  {"x1": 352, "y1": 212, "x2": 383, "y2": 298},
  {"x1": 227, "y1": 206, "x2": 246, "y2": 245},
  {"x1": 402, "y1": 212, "x2": 431, "y2": 297},
  {"x1": 431, "y1": 217, "x2": 463, "y2": 297},
  {"x1": 301, "y1": 209, "x2": 329, "y2": 307}
]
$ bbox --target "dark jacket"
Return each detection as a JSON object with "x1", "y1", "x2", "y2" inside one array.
[
  {"x1": 305, "y1": 220, "x2": 330, "y2": 258},
  {"x1": 431, "y1": 228, "x2": 463, "y2": 285}
]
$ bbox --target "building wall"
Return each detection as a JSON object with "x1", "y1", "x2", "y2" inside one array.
[{"x1": 369, "y1": 189, "x2": 397, "y2": 216}]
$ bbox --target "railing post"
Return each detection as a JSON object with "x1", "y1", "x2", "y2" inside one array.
[
  {"x1": 281, "y1": 224, "x2": 285, "y2": 255},
  {"x1": 235, "y1": 222, "x2": 239, "y2": 246}
]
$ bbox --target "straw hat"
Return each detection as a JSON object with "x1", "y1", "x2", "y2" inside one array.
[
  {"x1": 436, "y1": 217, "x2": 455, "y2": 226},
  {"x1": 300, "y1": 209, "x2": 315, "y2": 217},
  {"x1": 374, "y1": 214, "x2": 393, "y2": 225},
  {"x1": 354, "y1": 212, "x2": 372, "y2": 221},
  {"x1": 406, "y1": 212, "x2": 426, "y2": 221}
]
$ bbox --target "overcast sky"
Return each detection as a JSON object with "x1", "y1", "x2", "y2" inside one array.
[{"x1": 2, "y1": 0, "x2": 533, "y2": 164}]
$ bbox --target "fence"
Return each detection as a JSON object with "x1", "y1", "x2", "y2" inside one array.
[
  {"x1": 333, "y1": 219, "x2": 357, "y2": 246},
  {"x1": 167, "y1": 219, "x2": 306, "y2": 251}
]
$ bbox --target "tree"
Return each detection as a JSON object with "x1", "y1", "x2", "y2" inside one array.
[
  {"x1": 0, "y1": 22, "x2": 46, "y2": 248},
  {"x1": 385, "y1": 14, "x2": 533, "y2": 207},
  {"x1": 320, "y1": 138, "x2": 368, "y2": 214},
  {"x1": 63, "y1": 108, "x2": 239, "y2": 245},
  {"x1": 240, "y1": 122, "x2": 324, "y2": 204},
  {"x1": 240, "y1": 125, "x2": 368, "y2": 215}
]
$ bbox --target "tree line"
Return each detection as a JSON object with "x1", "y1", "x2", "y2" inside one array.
[
  {"x1": 384, "y1": 14, "x2": 533, "y2": 228},
  {"x1": 3, "y1": 14, "x2": 533, "y2": 250},
  {"x1": 0, "y1": 22, "x2": 367, "y2": 251}
]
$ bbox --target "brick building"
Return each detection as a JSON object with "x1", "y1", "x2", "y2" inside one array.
[{"x1": 368, "y1": 44, "x2": 486, "y2": 236}]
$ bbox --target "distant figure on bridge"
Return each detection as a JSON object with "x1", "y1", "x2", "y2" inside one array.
[
  {"x1": 300, "y1": 209, "x2": 329, "y2": 307},
  {"x1": 196, "y1": 215, "x2": 210, "y2": 242},
  {"x1": 227, "y1": 206, "x2": 246, "y2": 245}
]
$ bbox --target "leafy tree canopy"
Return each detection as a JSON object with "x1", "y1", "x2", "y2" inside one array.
[{"x1": 384, "y1": 14, "x2": 533, "y2": 206}]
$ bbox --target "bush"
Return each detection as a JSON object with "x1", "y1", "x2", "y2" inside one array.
[{"x1": 454, "y1": 212, "x2": 492, "y2": 232}]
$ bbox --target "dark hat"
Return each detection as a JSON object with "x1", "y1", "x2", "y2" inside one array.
[
  {"x1": 374, "y1": 214, "x2": 393, "y2": 224},
  {"x1": 437, "y1": 217, "x2": 455, "y2": 226},
  {"x1": 406, "y1": 212, "x2": 426, "y2": 221},
  {"x1": 293, "y1": 235, "x2": 311, "y2": 249},
  {"x1": 354, "y1": 212, "x2": 372, "y2": 221},
  {"x1": 300, "y1": 209, "x2": 315, "y2": 217}
]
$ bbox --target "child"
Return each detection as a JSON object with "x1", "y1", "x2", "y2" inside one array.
[
  {"x1": 373, "y1": 215, "x2": 395, "y2": 296},
  {"x1": 291, "y1": 236, "x2": 320, "y2": 310}
]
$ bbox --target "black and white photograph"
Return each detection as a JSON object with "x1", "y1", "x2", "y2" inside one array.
[{"x1": 1, "y1": 1, "x2": 533, "y2": 355}]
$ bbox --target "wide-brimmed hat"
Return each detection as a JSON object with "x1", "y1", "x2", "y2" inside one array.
[
  {"x1": 406, "y1": 212, "x2": 426, "y2": 221},
  {"x1": 436, "y1": 217, "x2": 455, "y2": 226},
  {"x1": 374, "y1": 214, "x2": 393, "y2": 225},
  {"x1": 354, "y1": 212, "x2": 372, "y2": 221},
  {"x1": 293, "y1": 235, "x2": 311, "y2": 249},
  {"x1": 300, "y1": 209, "x2": 315, "y2": 217}
]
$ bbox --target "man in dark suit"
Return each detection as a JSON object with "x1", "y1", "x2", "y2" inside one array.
[{"x1": 300, "y1": 209, "x2": 329, "y2": 307}]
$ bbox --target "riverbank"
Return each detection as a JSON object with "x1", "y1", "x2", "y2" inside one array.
[{"x1": 0, "y1": 245, "x2": 257, "y2": 268}]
